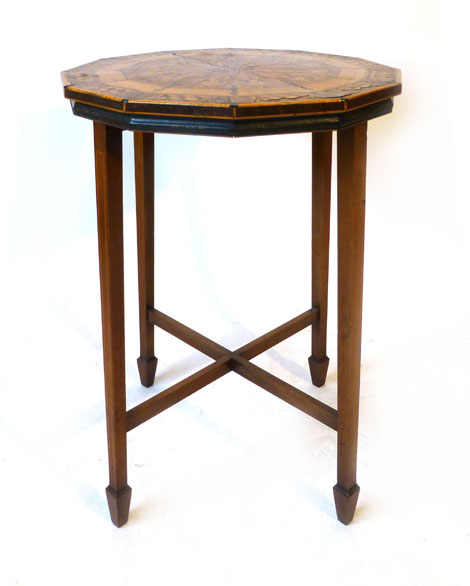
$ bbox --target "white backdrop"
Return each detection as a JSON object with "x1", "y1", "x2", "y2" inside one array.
[{"x1": 1, "y1": 1, "x2": 469, "y2": 585}]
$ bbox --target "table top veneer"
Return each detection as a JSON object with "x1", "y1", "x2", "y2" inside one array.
[{"x1": 62, "y1": 48, "x2": 401, "y2": 136}]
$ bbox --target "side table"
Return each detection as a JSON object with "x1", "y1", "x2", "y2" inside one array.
[{"x1": 61, "y1": 48, "x2": 401, "y2": 526}]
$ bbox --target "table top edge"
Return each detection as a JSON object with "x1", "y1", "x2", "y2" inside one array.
[{"x1": 64, "y1": 83, "x2": 401, "y2": 119}]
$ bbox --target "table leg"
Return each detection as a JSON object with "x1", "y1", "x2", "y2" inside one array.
[
  {"x1": 134, "y1": 132, "x2": 158, "y2": 387},
  {"x1": 334, "y1": 122, "x2": 367, "y2": 524},
  {"x1": 309, "y1": 131, "x2": 332, "y2": 387},
  {"x1": 94, "y1": 122, "x2": 131, "y2": 527}
]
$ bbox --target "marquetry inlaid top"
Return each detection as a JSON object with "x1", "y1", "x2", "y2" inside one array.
[{"x1": 62, "y1": 48, "x2": 401, "y2": 120}]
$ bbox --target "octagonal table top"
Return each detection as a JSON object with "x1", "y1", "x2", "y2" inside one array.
[{"x1": 62, "y1": 48, "x2": 401, "y2": 137}]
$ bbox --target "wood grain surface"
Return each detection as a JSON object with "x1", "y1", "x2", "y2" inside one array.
[{"x1": 62, "y1": 48, "x2": 401, "y2": 119}]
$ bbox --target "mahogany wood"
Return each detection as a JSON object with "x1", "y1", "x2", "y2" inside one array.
[
  {"x1": 148, "y1": 307, "x2": 318, "y2": 361},
  {"x1": 134, "y1": 308, "x2": 336, "y2": 430},
  {"x1": 148, "y1": 308, "x2": 228, "y2": 360},
  {"x1": 93, "y1": 122, "x2": 131, "y2": 527},
  {"x1": 63, "y1": 49, "x2": 401, "y2": 527},
  {"x1": 334, "y1": 121, "x2": 368, "y2": 524},
  {"x1": 232, "y1": 356, "x2": 337, "y2": 430},
  {"x1": 309, "y1": 131, "x2": 332, "y2": 387},
  {"x1": 127, "y1": 357, "x2": 232, "y2": 431},
  {"x1": 236, "y1": 308, "x2": 318, "y2": 360},
  {"x1": 135, "y1": 131, "x2": 158, "y2": 387}
]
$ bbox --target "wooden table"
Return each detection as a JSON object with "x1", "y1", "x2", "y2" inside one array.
[{"x1": 62, "y1": 48, "x2": 401, "y2": 527}]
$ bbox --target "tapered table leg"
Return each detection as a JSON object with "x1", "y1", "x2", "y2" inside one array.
[
  {"x1": 94, "y1": 122, "x2": 131, "y2": 527},
  {"x1": 334, "y1": 122, "x2": 367, "y2": 524},
  {"x1": 134, "y1": 132, "x2": 158, "y2": 387},
  {"x1": 309, "y1": 131, "x2": 332, "y2": 387}
]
